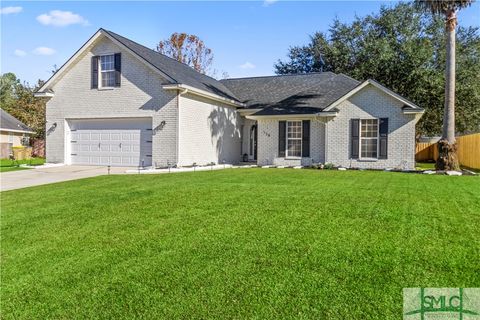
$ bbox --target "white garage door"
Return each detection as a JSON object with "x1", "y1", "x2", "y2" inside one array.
[{"x1": 69, "y1": 118, "x2": 152, "y2": 167}]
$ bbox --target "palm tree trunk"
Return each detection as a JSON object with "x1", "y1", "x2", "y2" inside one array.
[
  {"x1": 436, "y1": 9, "x2": 460, "y2": 171},
  {"x1": 444, "y1": 17, "x2": 456, "y2": 143}
]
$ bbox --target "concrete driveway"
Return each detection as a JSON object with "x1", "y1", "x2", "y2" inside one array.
[{"x1": 1, "y1": 165, "x2": 129, "y2": 192}]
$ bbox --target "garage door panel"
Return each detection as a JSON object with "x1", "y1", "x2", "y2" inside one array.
[
  {"x1": 90, "y1": 156, "x2": 101, "y2": 165},
  {"x1": 69, "y1": 118, "x2": 152, "y2": 167},
  {"x1": 110, "y1": 156, "x2": 121, "y2": 165},
  {"x1": 80, "y1": 144, "x2": 90, "y2": 152}
]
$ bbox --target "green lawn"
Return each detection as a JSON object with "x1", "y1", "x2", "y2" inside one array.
[
  {"x1": 0, "y1": 158, "x2": 45, "y2": 172},
  {"x1": 415, "y1": 162, "x2": 435, "y2": 170},
  {"x1": 1, "y1": 169, "x2": 479, "y2": 319}
]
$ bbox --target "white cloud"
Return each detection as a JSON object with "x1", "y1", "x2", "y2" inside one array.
[
  {"x1": 36, "y1": 10, "x2": 89, "y2": 27},
  {"x1": 0, "y1": 6, "x2": 23, "y2": 14},
  {"x1": 239, "y1": 62, "x2": 256, "y2": 70},
  {"x1": 263, "y1": 0, "x2": 278, "y2": 7},
  {"x1": 33, "y1": 47, "x2": 56, "y2": 56},
  {"x1": 14, "y1": 49, "x2": 27, "y2": 57}
]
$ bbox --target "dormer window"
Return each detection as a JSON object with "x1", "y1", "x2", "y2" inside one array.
[
  {"x1": 100, "y1": 55, "x2": 116, "y2": 88},
  {"x1": 91, "y1": 53, "x2": 121, "y2": 89}
]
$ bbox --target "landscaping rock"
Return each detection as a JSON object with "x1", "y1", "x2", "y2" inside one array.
[
  {"x1": 293, "y1": 166, "x2": 303, "y2": 169},
  {"x1": 338, "y1": 167, "x2": 347, "y2": 171},
  {"x1": 446, "y1": 170, "x2": 462, "y2": 176},
  {"x1": 423, "y1": 170, "x2": 436, "y2": 175},
  {"x1": 462, "y1": 169, "x2": 477, "y2": 176}
]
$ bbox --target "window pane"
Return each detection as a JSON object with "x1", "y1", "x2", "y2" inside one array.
[
  {"x1": 101, "y1": 71, "x2": 116, "y2": 87},
  {"x1": 361, "y1": 139, "x2": 378, "y2": 158},
  {"x1": 287, "y1": 139, "x2": 301, "y2": 157},
  {"x1": 360, "y1": 119, "x2": 378, "y2": 138},
  {"x1": 100, "y1": 55, "x2": 114, "y2": 71},
  {"x1": 287, "y1": 121, "x2": 302, "y2": 139}
]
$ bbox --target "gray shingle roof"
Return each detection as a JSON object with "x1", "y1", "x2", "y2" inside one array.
[
  {"x1": 104, "y1": 30, "x2": 360, "y2": 113},
  {"x1": 220, "y1": 72, "x2": 360, "y2": 116},
  {"x1": 0, "y1": 109, "x2": 34, "y2": 133},
  {"x1": 103, "y1": 29, "x2": 240, "y2": 102}
]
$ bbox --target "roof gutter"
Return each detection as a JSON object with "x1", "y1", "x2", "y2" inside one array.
[
  {"x1": 33, "y1": 92, "x2": 55, "y2": 98},
  {"x1": 162, "y1": 84, "x2": 245, "y2": 108},
  {"x1": 0, "y1": 128, "x2": 35, "y2": 134},
  {"x1": 402, "y1": 108, "x2": 425, "y2": 115},
  {"x1": 245, "y1": 111, "x2": 337, "y2": 120}
]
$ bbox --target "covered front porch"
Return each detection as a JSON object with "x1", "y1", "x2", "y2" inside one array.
[{"x1": 240, "y1": 118, "x2": 257, "y2": 163}]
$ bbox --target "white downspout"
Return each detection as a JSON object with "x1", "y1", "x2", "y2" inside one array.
[
  {"x1": 324, "y1": 119, "x2": 328, "y2": 164},
  {"x1": 176, "y1": 88, "x2": 188, "y2": 167}
]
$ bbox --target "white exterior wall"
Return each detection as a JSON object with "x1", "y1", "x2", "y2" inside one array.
[
  {"x1": 257, "y1": 119, "x2": 325, "y2": 166},
  {"x1": 0, "y1": 131, "x2": 25, "y2": 147},
  {"x1": 177, "y1": 93, "x2": 242, "y2": 166},
  {"x1": 325, "y1": 85, "x2": 420, "y2": 170},
  {"x1": 45, "y1": 35, "x2": 178, "y2": 167}
]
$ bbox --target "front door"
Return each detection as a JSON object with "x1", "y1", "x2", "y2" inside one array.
[{"x1": 250, "y1": 124, "x2": 257, "y2": 161}]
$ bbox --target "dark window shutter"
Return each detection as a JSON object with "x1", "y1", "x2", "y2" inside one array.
[
  {"x1": 91, "y1": 56, "x2": 99, "y2": 89},
  {"x1": 302, "y1": 120, "x2": 310, "y2": 157},
  {"x1": 351, "y1": 119, "x2": 359, "y2": 159},
  {"x1": 278, "y1": 121, "x2": 286, "y2": 157},
  {"x1": 379, "y1": 118, "x2": 388, "y2": 159},
  {"x1": 114, "y1": 53, "x2": 121, "y2": 87}
]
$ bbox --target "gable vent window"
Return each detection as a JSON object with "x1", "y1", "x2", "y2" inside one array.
[
  {"x1": 100, "y1": 55, "x2": 116, "y2": 87},
  {"x1": 360, "y1": 119, "x2": 378, "y2": 158}
]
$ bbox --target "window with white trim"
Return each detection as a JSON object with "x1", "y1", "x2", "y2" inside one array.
[
  {"x1": 360, "y1": 119, "x2": 378, "y2": 158},
  {"x1": 100, "y1": 55, "x2": 115, "y2": 87},
  {"x1": 8, "y1": 132, "x2": 14, "y2": 143},
  {"x1": 286, "y1": 121, "x2": 302, "y2": 157}
]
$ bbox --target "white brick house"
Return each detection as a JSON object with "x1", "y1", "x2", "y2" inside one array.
[{"x1": 36, "y1": 29, "x2": 424, "y2": 170}]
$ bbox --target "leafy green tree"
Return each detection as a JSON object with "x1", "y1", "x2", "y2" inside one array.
[
  {"x1": 274, "y1": 3, "x2": 480, "y2": 145},
  {"x1": 0, "y1": 73, "x2": 46, "y2": 139}
]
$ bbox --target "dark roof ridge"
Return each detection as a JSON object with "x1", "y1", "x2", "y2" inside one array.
[
  {"x1": 337, "y1": 73, "x2": 360, "y2": 83},
  {"x1": 221, "y1": 71, "x2": 336, "y2": 81}
]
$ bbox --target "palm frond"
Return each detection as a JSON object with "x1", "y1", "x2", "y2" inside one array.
[{"x1": 414, "y1": 0, "x2": 474, "y2": 14}]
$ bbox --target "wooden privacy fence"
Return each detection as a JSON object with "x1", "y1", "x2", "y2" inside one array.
[{"x1": 416, "y1": 133, "x2": 480, "y2": 169}]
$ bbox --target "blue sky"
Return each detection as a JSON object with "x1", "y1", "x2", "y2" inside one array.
[{"x1": 1, "y1": 1, "x2": 479, "y2": 85}]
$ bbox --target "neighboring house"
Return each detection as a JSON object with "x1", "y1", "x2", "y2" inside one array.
[
  {"x1": 0, "y1": 108, "x2": 34, "y2": 147},
  {"x1": 35, "y1": 29, "x2": 424, "y2": 169}
]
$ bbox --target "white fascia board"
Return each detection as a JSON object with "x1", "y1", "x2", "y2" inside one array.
[
  {"x1": 37, "y1": 29, "x2": 176, "y2": 94},
  {"x1": 323, "y1": 79, "x2": 422, "y2": 112},
  {"x1": 0, "y1": 128, "x2": 35, "y2": 134},
  {"x1": 33, "y1": 92, "x2": 55, "y2": 98},
  {"x1": 163, "y1": 84, "x2": 245, "y2": 108},
  {"x1": 402, "y1": 109, "x2": 425, "y2": 114},
  {"x1": 237, "y1": 108, "x2": 262, "y2": 116},
  {"x1": 245, "y1": 112, "x2": 337, "y2": 121}
]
